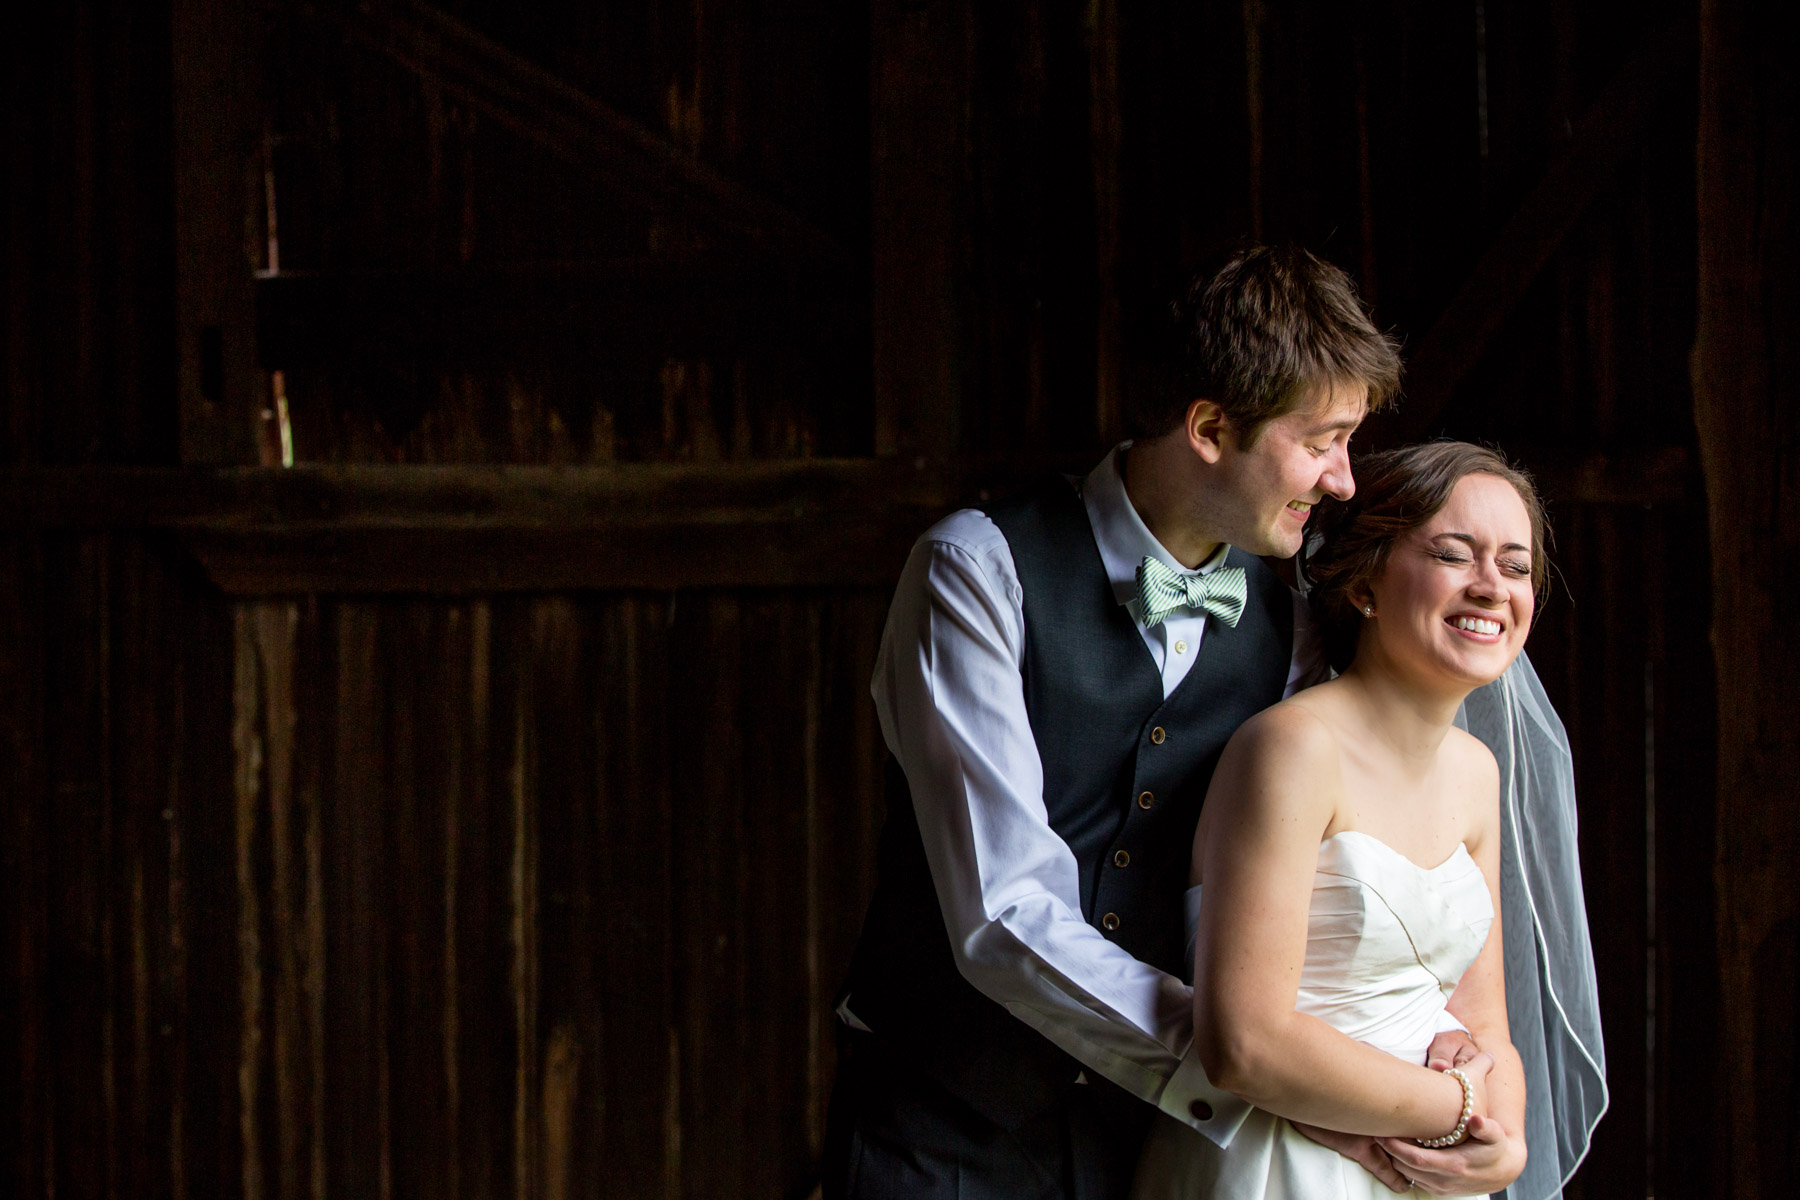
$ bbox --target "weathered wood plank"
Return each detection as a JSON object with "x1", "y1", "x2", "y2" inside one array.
[
  {"x1": 113, "y1": 539, "x2": 197, "y2": 1200},
  {"x1": 446, "y1": 600, "x2": 511, "y2": 1200},
  {"x1": 171, "y1": 0, "x2": 263, "y2": 464},
  {"x1": 168, "y1": 541, "x2": 243, "y2": 1200},
  {"x1": 232, "y1": 600, "x2": 311, "y2": 1200},
  {"x1": 1087, "y1": 0, "x2": 1123, "y2": 446},
  {"x1": 738, "y1": 596, "x2": 819, "y2": 1191},
  {"x1": 1565, "y1": 508, "x2": 1650, "y2": 1197},
  {"x1": 0, "y1": 459, "x2": 1020, "y2": 529},
  {"x1": 871, "y1": 0, "x2": 972, "y2": 458},
  {"x1": 508, "y1": 606, "x2": 541, "y2": 1200},
  {"x1": 229, "y1": 607, "x2": 268, "y2": 1200},
  {"x1": 1694, "y1": 0, "x2": 1800, "y2": 1189},
  {"x1": 455, "y1": 598, "x2": 512, "y2": 1200},
  {"x1": 44, "y1": 537, "x2": 115, "y2": 1200},
  {"x1": 1645, "y1": 501, "x2": 1720, "y2": 1197},
  {"x1": 671, "y1": 594, "x2": 749, "y2": 1197},
  {"x1": 434, "y1": 603, "x2": 476, "y2": 1200},
  {"x1": 323, "y1": 604, "x2": 388, "y2": 1197},
  {"x1": 590, "y1": 595, "x2": 677, "y2": 1199},
  {"x1": 296, "y1": 0, "x2": 843, "y2": 269},
  {"x1": 1, "y1": 536, "x2": 51, "y2": 1196},
  {"x1": 798, "y1": 597, "x2": 830, "y2": 1167},
  {"x1": 519, "y1": 597, "x2": 590, "y2": 1200},
  {"x1": 1240, "y1": 0, "x2": 1266, "y2": 240},
  {"x1": 1384, "y1": 21, "x2": 1690, "y2": 441},
  {"x1": 383, "y1": 602, "x2": 449, "y2": 1200}
]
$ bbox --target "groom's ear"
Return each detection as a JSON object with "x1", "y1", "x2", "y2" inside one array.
[{"x1": 1186, "y1": 399, "x2": 1230, "y2": 465}]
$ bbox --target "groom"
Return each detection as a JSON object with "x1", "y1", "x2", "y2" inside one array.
[{"x1": 822, "y1": 244, "x2": 1408, "y2": 1199}]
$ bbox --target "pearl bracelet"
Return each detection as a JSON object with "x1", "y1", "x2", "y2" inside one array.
[{"x1": 1417, "y1": 1066, "x2": 1473, "y2": 1148}]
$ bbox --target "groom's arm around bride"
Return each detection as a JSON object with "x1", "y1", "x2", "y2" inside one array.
[{"x1": 822, "y1": 243, "x2": 1407, "y2": 1200}]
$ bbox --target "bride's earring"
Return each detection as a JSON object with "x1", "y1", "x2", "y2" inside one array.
[{"x1": 1362, "y1": 605, "x2": 1373, "y2": 617}]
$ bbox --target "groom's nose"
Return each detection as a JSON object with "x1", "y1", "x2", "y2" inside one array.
[{"x1": 1319, "y1": 443, "x2": 1354, "y2": 501}]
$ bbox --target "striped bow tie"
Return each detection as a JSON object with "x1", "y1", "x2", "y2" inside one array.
[{"x1": 1135, "y1": 556, "x2": 1247, "y2": 629}]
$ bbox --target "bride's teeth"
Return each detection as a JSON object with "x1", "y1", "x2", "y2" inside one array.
[{"x1": 1451, "y1": 616, "x2": 1501, "y2": 635}]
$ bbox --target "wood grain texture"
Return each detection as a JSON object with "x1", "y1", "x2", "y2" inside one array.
[
  {"x1": 1386, "y1": 22, "x2": 1691, "y2": 441},
  {"x1": 1694, "y1": 0, "x2": 1800, "y2": 1191},
  {"x1": 1644, "y1": 498, "x2": 1719, "y2": 1197},
  {"x1": 1086, "y1": 0, "x2": 1123, "y2": 445},
  {"x1": 870, "y1": 0, "x2": 973, "y2": 459},
  {"x1": 300, "y1": 0, "x2": 844, "y2": 268},
  {"x1": 171, "y1": 0, "x2": 263, "y2": 464},
  {"x1": 73, "y1": 586, "x2": 884, "y2": 1198},
  {"x1": 1, "y1": 535, "x2": 53, "y2": 1196},
  {"x1": 3, "y1": 4, "x2": 1735, "y2": 1199}
]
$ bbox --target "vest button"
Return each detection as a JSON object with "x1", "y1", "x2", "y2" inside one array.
[
  {"x1": 1150, "y1": 726, "x2": 1166, "y2": 744},
  {"x1": 1101, "y1": 912, "x2": 1121, "y2": 931},
  {"x1": 1113, "y1": 850, "x2": 1131, "y2": 868},
  {"x1": 1137, "y1": 791, "x2": 1154, "y2": 810},
  {"x1": 1189, "y1": 1100, "x2": 1214, "y2": 1121}
]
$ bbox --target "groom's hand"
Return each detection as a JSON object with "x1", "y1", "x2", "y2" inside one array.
[
  {"x1": 1424, "y1": 1028, "x2": 1478, "y2": 1072},
  {"x1": 1289, "y1": 1122, "x2": 1414, "y2": 1194},
  {"x1": 1377, "y1": 1113, "x2": 1527, "y2": 1196}
]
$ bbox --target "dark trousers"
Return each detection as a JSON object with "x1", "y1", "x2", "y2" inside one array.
[{"x1": 821, "y1": 1024, "x2": 1151, "y2": 1200}]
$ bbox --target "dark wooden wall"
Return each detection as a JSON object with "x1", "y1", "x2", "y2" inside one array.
[
  {"x1": 1694, "y1": 0, "x2": 1800, "y2": 1193},
  {"x1": 6, "y1": 0, "x2": 1775, "y2": 1197}
]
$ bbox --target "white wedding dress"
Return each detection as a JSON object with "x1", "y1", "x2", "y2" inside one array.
[{"x1": 1132, "y1": 830, "x2": 1496, "y2": 1200}]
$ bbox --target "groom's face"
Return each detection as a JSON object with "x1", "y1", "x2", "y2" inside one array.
[{"x1": 1210, "y1": 381, "x2": 1366, "y2": 558}]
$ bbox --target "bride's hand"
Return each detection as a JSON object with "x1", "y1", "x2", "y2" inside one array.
[
  {"x1": 1458, "y1": 1050, "x2": 1495, "y2": 1124},
  {"x1": 1288, "y1": 1122, "x2": 1415, "y2": 1194}
]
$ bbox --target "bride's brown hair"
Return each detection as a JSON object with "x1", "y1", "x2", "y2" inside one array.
[{"x1": 1305, "y1": 441, "x2": 1549, "y2": 672}]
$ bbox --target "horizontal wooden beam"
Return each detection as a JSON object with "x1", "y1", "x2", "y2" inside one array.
[
  {"x1": 1, "y1": 447, "x2": 1694, "y2": 592},
  {"x1": 298, "y1": 0, "x2": 846, "y2": 270},
  {"x1": 1, "y1": 458, "x2": 1039, "y2": 592},
  {"x1": 1, "y1": 459, "x2": 1010, "y2": 529}
]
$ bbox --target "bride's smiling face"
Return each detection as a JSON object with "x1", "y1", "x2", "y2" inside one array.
[{"x1": 1363, "y1": 472, "x2": 1536, "y2": 690}]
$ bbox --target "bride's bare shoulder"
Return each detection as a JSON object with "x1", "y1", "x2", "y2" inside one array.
[
  {"x1": 1201, "y1": 700, "x2": 1345, "y2": 844},
  {"x1": 1443, "y1": 724, "x2": 1500, "y2": 787},
  {"x1": 1223, "y1": 695, "x2": 1345, "y2": 777},
  {"x1": 1443, "y1": 725, "x2": 1502, "y2": 837}
]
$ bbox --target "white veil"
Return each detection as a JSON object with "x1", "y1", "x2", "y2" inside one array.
[{"x1": 1456, "y1": 652, "x2": 1609, "y2": 1200}]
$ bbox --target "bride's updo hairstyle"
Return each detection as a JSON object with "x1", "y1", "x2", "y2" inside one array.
[{"x1": 1305, "y1": 441, "x2": 1549, "y2": 672}]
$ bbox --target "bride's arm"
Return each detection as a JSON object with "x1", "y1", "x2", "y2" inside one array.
[
  {"x1": 1190, "y1": 705, "x2": 1476, "y2": 1140},
  {"x1": 1380, "y1": 735, "x2": 1528, "y2": 1192}
]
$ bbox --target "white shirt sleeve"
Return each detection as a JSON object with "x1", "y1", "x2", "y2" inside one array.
[{"x1": 868, "y1": 510, "x2": 1251, "y2": 1144}]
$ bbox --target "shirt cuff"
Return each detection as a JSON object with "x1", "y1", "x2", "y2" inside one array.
[{"x1": 1158, "y1": 1048, "x2": 1254, "y2": 1147}]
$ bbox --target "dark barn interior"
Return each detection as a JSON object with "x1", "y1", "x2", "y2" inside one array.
[{"x1": 3, "y1": 0, "x2": 1796, "y2": 1197}]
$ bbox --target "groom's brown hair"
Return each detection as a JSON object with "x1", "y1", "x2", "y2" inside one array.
[{"x1": 1135, "y1": 242, "x2": 1402, "y2": 445}]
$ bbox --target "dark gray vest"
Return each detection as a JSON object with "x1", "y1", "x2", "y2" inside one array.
[{"x1": 841, "y1": 475, "x2": 1294, "y2": 1128}]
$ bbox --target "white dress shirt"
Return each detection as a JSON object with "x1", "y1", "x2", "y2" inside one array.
[{"x1": 852, "y1": 445, "x2": 1322, "y2": 1146}]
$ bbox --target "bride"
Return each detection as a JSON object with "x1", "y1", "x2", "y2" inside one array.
[{"x1": 1134, "y1": 441, "x2": 1546, "y2": 1198}]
